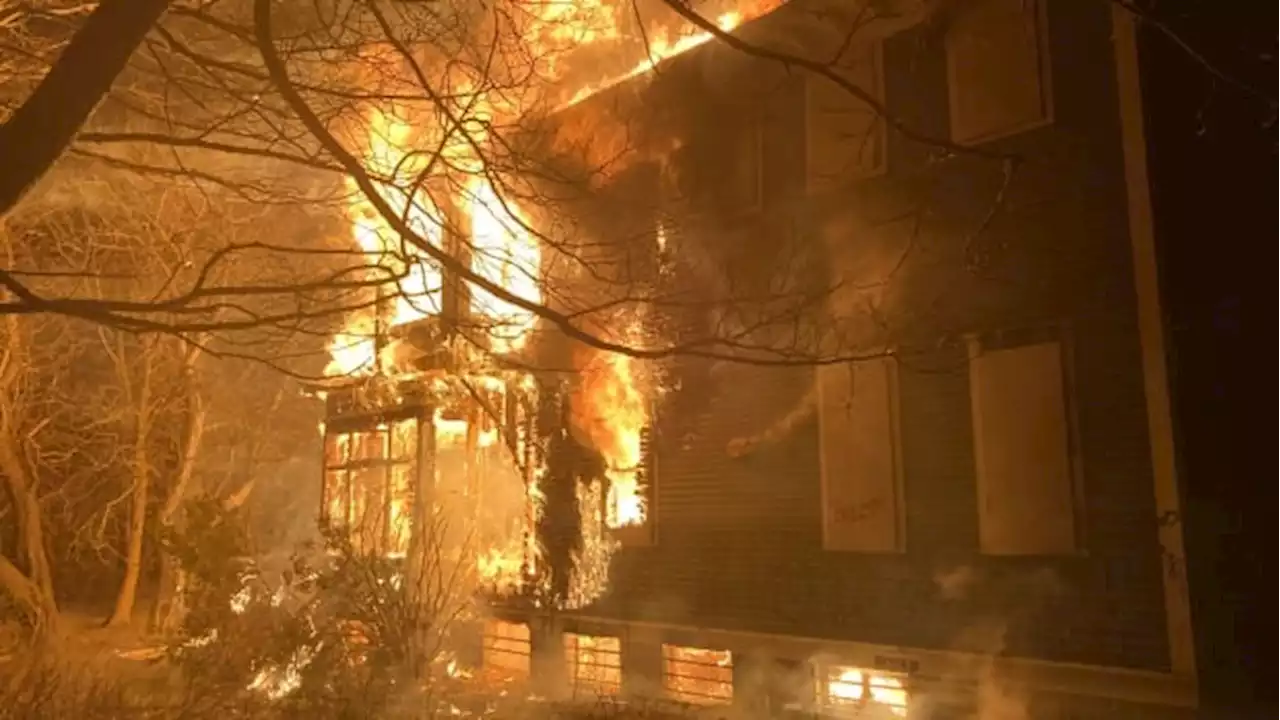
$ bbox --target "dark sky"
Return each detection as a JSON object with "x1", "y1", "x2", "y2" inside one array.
[{"x1": 1138, "y1": 1, "x2": 1276, "y2": 715}]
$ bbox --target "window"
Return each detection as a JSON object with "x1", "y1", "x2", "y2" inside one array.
[
  {"x1": 817, "y1": 356, "x2": 905, "y2": 553},
  {"x1": 968, "y1": 335, "x2": 1079, "y2": 555},
  {"x1": 662, "y1": 644, "x2": 733, "y2": 705},
  {"x1": 482, "y1": 619, "x2": 531, "y2": 681},
  {"x1": 564, "y1": 633, "x2": 623, "y2": 697},
  {"x1": 945, "y1": 0, "x2": 1052, "y2": 144},
  {"x1": 821, "y1": 665, "x2": 910, "y2": 717},
  {"x1": 805, "y1": 43, "x2": 886, "y2": 192},
  {"x1": 322, "y1": 418, "x2": 419, "y2": 556}
]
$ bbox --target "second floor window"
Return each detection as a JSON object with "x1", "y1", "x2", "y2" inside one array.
[
  {"x1": 805, "y1": 43, "x2": 887, "y2": 192},
  {"x1": 946, "y1": 0, "x2": 1054, "y2": 144}
]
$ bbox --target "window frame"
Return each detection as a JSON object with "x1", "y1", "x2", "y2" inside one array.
[
  {"x1": 563, "y1": 632, "x2": 624, "y2": 697},
  {"x1": 661, "y1": 643, "x2": 734, "y2": 706},
  {"x1": 966, "y1": 324, "x2": 1087, "y2": 556},
  {"x1": 816, "y1": 355, "x2": 908, "y2": 554},
  {"x1": 816, "y1": 661, "x2": 912, "y2": 717},
  {"x1": 944, "y1": 0, "x2": 1055, "y2": 145},
  {"x1": 481, "y1": 619, "x2": 532, "y2": 680},
  {"x1": 321, "y1": 417, "x2": 421, "y2": 555}
]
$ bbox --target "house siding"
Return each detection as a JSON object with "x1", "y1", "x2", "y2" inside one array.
[{"x1": 572, "y1": 0, "x2": 1171, "y2": 676}]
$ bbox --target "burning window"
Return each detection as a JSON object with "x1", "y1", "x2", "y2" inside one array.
[
  {"x1": 564, "y1": 633, "x2": 622, "y2": 697},
  {"x1": 322, "y1": 417, "x2": 419, "y2": 556},
  {"x1": 662, "y1": 644, "x2": 733, "y2": 705},
  {"x1": 482, "y1": 619, "x2": 531, "y2": 681},
  {"x1": 822, "y1": 666, "x2": 909, "y2": 717}
]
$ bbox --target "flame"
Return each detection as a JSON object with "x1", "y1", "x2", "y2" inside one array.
[
  {"x1": 829, "y1": 668, "x2": 909, "y2": 717},
  {"x1": 570, "y1": 316, "x2": 650, "y2": 529},
  {"x1": 563, "y1": 11, "x2": 747, "y2": 107},
  {"x1": 467, "y1": 177, "x2": 541, "y2": 354}
]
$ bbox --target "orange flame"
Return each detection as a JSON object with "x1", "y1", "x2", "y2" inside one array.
[{"x1": 570, "y1": 316, "x2": 650, "y2": 529}]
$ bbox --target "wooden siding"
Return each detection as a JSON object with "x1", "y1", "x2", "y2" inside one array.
[{"x1": 573, "y1": 0, "x2": 1171, "y2": 674}]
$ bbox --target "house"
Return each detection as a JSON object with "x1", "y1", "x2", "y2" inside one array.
[{"x1": 476, "y1": 0, "x2": 1198, "y2": 717}]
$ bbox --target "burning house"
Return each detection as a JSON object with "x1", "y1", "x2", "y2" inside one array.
[{"x1": 316, "y1": 0, "x2": 1196, "y2": 718}]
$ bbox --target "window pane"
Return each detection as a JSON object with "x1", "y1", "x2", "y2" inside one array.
[
  {"x1": 564, "y1": 633, "x2": 622, "y2": 697},
  {"x1": 349, "y1": 466, "x2": 388, "y2": 553},
  {"x1": 663, "y1": 645, "x2": 733, "y2": 705},
  {"x1": 388, "y1": 463, "x2": 415, "y2": 557},
  {"x1": 391, "y1": 418, "x2": 419, "y2": 461},
  {"x1": 482, "y1": 620, "x2": 531, "y2": 681},
  {"x1": 324, "y1": 433, "x2": 350, "y2": 468},
  {"x1": 324, "y1": 469, "x2": 349, "y2": 529}
]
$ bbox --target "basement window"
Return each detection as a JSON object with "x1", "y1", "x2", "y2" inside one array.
[
  {"x1": 482, "y1": 619, "x2": 531, "y2": 681},
  {"x1": 564, "y1": 633, "x2": 622, "y2": 697},
  {"x1": 662, "y1": 644, "x2": 733, "y2": 705},
  {"x1": 821, "y1": 665, "x2": 910, "y2": 717},
  {"x1": 322, "y1": 417, "x2": 419, "y2": 556}
]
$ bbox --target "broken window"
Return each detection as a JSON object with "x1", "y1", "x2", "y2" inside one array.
[
  {"x1": 968, "y1": 333, "x2": 1080, "y2": 555},
  {"x1": 821, "y1": 665, "x2": 910, "y2": 717},
  {"x1": 946, "y1": 0, "x2": 1053, "y2": 144},
  {"x1": 564, "y1": 632, "x2": 623, "y2": 697},
  {"x1": 662, "y1": 644, "x2": 733, "y2": 705},
  {"x1": 321, "y1": 417, "x2": 420, "y2": 557},
  {"x1": 817, "y1": 356, "x2": 905, "y2": 553}
]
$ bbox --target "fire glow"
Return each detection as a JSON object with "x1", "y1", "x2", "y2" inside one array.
[{"x1": 322, "y1": 0, "x2": 771, "y2": 606}]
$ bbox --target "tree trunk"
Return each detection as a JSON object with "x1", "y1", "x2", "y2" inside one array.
[
  {"x1": 150, "y1": 354, "x2": 204, "y2": 633},
  {"x1": 0, "y1": 0, "x2": 171, "y2": 218},
  {"x1": 0, "y1": 315, "x2": 59, "y2": 639},
  {"x1": 106, "y1": 339, "x2": 155, "y2": 628}
]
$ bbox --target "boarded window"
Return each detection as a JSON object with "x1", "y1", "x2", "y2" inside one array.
[
  {"x1": 663, "y1": 645, "x2": 733, "y2": 705},
  {"x1": 806, "y1": 43, "x2": 886, "y2": 191},
  {"x1": 969, "y1": 340, "x2": 1078, "y2": 555},
  {"x1": 817, "y1": 357, "x2": 904, "y2": 553},
  {"x1": 482, "y1": 619, "x2": 531, "y2": 681},
  {"x1": 822, "y1": 665, "x2": 910, "y2": 717},
  {"x1": 564, "y1": 633, "x2": 623, "y2": 697},
  {"x1": 946, "y1": 0, "x2": 1052, "y2": 144}
]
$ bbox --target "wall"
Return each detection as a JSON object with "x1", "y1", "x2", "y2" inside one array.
[{"x1": 570, "y1": 0, "x2": 1172, "y2": 674}]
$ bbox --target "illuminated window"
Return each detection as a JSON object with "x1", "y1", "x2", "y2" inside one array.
[
  {"x1": 662, "y1": 644, "x2": 733, "y2": 705},
  {"x1": 822, "y1": 665, "x2": 910, "y2": 717},
  {"x1": 968, "y1": 333, "x2": 1080, "y2": 555},
  {"x1": 482, "y1": 619, "x2": 531, "y2": 681},
  {"x1": 564, "y1": 633, "x2": 622, "y2": 697},
  {"x1": 322, "y1": 417, "x2": 419, "y2": 556}
]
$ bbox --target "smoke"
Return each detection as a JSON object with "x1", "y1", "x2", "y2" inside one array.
[{"x1": 927, "y1": 564, "x2": 1068, "y2": 720}]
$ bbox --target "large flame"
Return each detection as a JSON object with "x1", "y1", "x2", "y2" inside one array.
[
  {"x1": 323, "y1": 0, "x2": 791, "y2": 609},
  {"x1": 570, "y1": 316, "x2": 650, "y2": 529}
]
